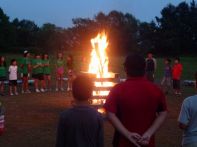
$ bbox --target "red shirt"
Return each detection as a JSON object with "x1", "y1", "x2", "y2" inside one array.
[
  {"x1": 172, "y1": 63, "x2": 183, "y2": 80},
  {"x1": 104, "y1": 77, "x2": 167, "y2": 147}
]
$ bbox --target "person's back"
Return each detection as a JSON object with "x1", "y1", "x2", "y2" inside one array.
[
  {"x1": 179, "y1": 95, "x2": 197, "y2": 146},
  {"x1": 56, "y1": 75, "x2": 104, "y2": 147},
  {"x1": 105, "y1": 78, "x2": 166, "y2": 147},
  {"x1": 56, "y1": 106, "x2": 103, "y2": 147}
]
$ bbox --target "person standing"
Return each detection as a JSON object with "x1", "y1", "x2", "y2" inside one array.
[
  {"x1": 32, "y1": 54, "x2": 45, "y2": 93},
  {"x1": 178, "y1": 93, "x2": 197, "y2": 147},
  {"x1": 56, "y1": 53, "x2": 65, "y2": 92},
  {"x1": 43, "y1": 54, "x2": 52, "y2": 91},
  {"x1": 145, "y1": 53, "x2": 157, "y2": 82},
  {"x1": 56, "y1": 75, "x2": 104, "y2": 147},
  {"x1": 20, "y1": 50, "x2": 31, "y2": 94},
  {"x1": 104, "y1": 54, "x2": 167, "y2": 147},
  {"x1": 8, "y1": 59, "x2": 18, "y2": 96},
  {"x1": 172, "y1": 57, "x2": 183, "y2": 95},
  {"x1": 161, "y1": 58, "x2": 172, "y2": 94},
  {"x1": 66, "y1": 54, "x2": 74, "y2": 91},
  {"x1": 0, "y1": 56, "x2": 7, "y2": 96}
]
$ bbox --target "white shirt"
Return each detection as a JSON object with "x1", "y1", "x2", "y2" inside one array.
[{"x1": 9, "y1": 65, "x2": 18, "y2": 80}]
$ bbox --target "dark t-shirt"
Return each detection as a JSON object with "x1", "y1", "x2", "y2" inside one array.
[
  {"x1": 104, "y1": 77, "x2": 167, "y2": 147},
  {"x1": 56, "y1": 106, "x2": 104, "y2": 147}
]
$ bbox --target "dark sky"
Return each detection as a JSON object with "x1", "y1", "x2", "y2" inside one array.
[{"x1": 0, "y1": 0, "x2": 191, "y2": 28}]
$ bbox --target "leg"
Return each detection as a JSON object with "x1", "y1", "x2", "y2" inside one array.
[{"x1": 47, "y1": 75, "x2": 51, "y2": 90}]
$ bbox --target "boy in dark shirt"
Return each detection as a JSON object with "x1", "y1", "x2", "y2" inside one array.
[{"x1": 56, "y1": 75, "x2": 104, "y2": 147}]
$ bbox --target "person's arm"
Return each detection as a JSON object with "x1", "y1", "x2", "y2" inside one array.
[
  {"x1": 56, "y1": 114, "x2": 66, "y2": 147},
  {"x1": 107, "y1": 112, "x2": 141, "y2": 147},
  {"x1": 97, "y1": 116, "x2": 104, "y2": 147},
  {"x1": 178, "y1": 99, "x2": 190, "y2": 130},
  {"x1": 139, "y1": 111, "x2": 167, "y2": 145}
]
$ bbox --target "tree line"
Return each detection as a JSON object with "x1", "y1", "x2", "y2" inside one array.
[{"x1": 0, "y1": 0, "x2": 197, "y2": 56}]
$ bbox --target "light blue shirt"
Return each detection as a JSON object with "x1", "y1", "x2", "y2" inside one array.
[{"x1": 178, "y1": 95, "x2": 197, "y2": 145}]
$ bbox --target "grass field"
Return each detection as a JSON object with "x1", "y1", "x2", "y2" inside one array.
[{"x1": 0, "y1": 53, "x2": 197, "y2": 147}]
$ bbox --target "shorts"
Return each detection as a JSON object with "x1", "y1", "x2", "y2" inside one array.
[
  {"x1": 9, "y1": 80, "x2": 17, "y2": 86},
  {"x1": 57, "y1": 67, "x2": 64, "y2": 75},
  {"x1": 173, "y1": 79, "x2": 180, "y2": 90},
  {"x1": 146, "y1": 71, "x2": 154, "y2": 82},
  {"x1": 0, "y1": 77, "x2": 7, "y2": 81},
  {"x1": 32, "y1": 74, "x2": 44, "y2": 80},
  {"x1": 68, "y1": 69, "x2": 73, "y2": 77}
]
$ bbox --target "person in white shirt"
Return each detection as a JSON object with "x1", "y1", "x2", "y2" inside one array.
[{"x1": 8, "y1": 59, "x2": 18, "y2": 96}]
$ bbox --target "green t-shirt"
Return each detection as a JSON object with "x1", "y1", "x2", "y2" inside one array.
[
  {"x1": 57, "y1": 59, "x2": 65, "y2": 68},
  {"x1": 21, "y1": 57, "x2": 31, "y2": 74},
  {"x1": 43, "y1": 59, "x2": 51, "y2": 74},
  {"x1": 32, "y1": 59, "x2": 43, "y2": 74},
  {"x1": 0, "y1": 65, "x2": 6, "y2": 77}
]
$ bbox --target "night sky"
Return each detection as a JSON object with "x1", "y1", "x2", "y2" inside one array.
[{"x1": 0, "y1": 0, "x2": 191, "y2": 27}]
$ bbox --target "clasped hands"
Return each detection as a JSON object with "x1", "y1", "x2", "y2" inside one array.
[{"x1": 126, "y1": 132, "x2": 151, "y2": 147}]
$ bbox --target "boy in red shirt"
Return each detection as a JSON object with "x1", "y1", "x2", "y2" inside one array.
[
  {"x1": 104, "y1": 54, "x2": 167, "y2": 147},
  {"x1": 172, "y1": 57, "x2": 183, "y2": 95}
]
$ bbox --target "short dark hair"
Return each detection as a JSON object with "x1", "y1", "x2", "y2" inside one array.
[
  {"x1": 10, "y1": 59, "x2": 16, "y2": 65},
  {"x1": 72, "y1": 75, "x2": 93, "y2": 101},
  {"x1": 175, "y1": 57, "x2": 180, "y2": 62},
  {"x1": 124, "y1": 54, "x2": 145, "y2": 77}
]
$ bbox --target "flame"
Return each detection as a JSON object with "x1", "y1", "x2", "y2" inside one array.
[
  {"x1": 88, "y1": 32, "x2": 114, "y2": 97},
  {"x1": 88, "y1": 32, "x2": 110, "y2": 78}
]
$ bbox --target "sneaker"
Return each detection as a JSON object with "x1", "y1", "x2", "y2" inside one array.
[
  {"x1": 61, "y1": 88, "x2": 64, "y2": 91},
  {"x1": 40, "y1": 89, "x2": 45, "y2": 92},
  {"x1": 67, "y1": 87, "x2": 71, "y2": 91},
  {"x1": 35, "y1": 89, "x2": 40, "y2": 93},
  {"x1": 55, "y1": 88, "x2": 59, "y2": 92},
  {"x1": 10, "y1": 93, "x2": 14, "y2": 96},
  {"x1": 15, "y1": 92, "x2": 19, "y2": 95},
  {"x1": 26, "y1": 90, "x2": 31, "y2": 93}
]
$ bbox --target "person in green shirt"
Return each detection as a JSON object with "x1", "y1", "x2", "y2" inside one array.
[
  {"x1": 20, "y1": 51, "x2": 31, "y2": 94},
  {"x1": 32, "y1": 54, "x2": 45, "y2": 93},
  {"x1": 43, "y1": 54, "x2": 51, "y2": 91},
  {"x1": 0, "y1": 56, "x2": 7, "y2": 96},
  {"x1": 56, "y1": 53, "x2": 65, "y2": 91}
]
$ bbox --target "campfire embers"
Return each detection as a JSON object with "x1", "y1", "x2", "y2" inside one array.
[{"x1": 85, "y1": 32, "x2": 119, "y2": 112}]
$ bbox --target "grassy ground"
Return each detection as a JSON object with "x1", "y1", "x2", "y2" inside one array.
[{"x1": 0, "y1": 87, "x2": 196, "y2": 147}]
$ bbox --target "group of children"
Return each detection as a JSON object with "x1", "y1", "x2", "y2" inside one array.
[
  {"x1": 161, "y1": 57, "x2": 183, "y2": 95},
  {"x1": 0, "y1": 51, "x2": 74, "y2": 96}
]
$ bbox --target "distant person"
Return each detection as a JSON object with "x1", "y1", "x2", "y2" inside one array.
[
  {"x1": 178, "y1": 90, "x2": 197, "y2": 147},
  {"x1": 172, "y1": 57, "x2": 183, "y2": 95},
  {"x1": 161, "y1": 58, "x2": 172, "y2": 94},
  {"x1": 0, "y1": 56, "x2": 7, "y2": 96},
  {"x1": 56, "y1": 75, "x2": 104, "y2": 147},
  {"x1": 145, "y1": 52, "x2": 157, "y2": 82},
  {"x1": 104, "y1": 54, "x2": 167, "y2": 147},
  {"x1": 8, "y1": 59, "x2": 18, "y2": 96},
  {"x1": 66, "y1": 54, "x2": 74, "y2": 91},
  {"x1": 20, "y1": 50, "x2": 31, "y2": 94},
  {"x1": 42, "y1": 54, "x2": 52, "y2": 91},
  {"x1": 56, "y1": 53, "x2": 65, "y2": 92},
  {"x1": 32, "y1": 54, "x2": 45, "y2": 93}
]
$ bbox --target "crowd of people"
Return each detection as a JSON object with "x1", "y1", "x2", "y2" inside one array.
[{"x1": 0, "y1": 51, "x2": 74, "y2": 96}]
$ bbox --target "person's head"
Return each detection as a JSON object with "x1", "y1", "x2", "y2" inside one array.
[
  {"x1": 174, "y1": 57, "x2": 180, "y2": 64},
  {"x1": 67, "y1": 54, "x2": 73, "y2": 61},
  {"x1": 24, "y1": 50, "x2": 30, "y2": 58},
  {"x1": 43, "y1": 54, "x2": 49, "y2": 60},
  {"x1": 164, "y1": 58, "x2": 171, "y2": 65},
  {"x1": 11, "y1": 59, "x2": 17, "y2": 66},
  {"x1": 124, "y1": 54, "x2": 146, "y2": 77},
  {"x1": 72, "y1": 74, "x2": 93, "y2": 102},
  {"x1": 147, "y1": 52, "x2": 153, "y2": 59},
  {"x1": 57, "y1": 53, "x2": 63, "y2": 59},
  {"x1": 35, "y1": 54, "x2": 41, "y2": 59},
  {"x1": 0, "y1": 56, "x2": 5, "y2": 66}
]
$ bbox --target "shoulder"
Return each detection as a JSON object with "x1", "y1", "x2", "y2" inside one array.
[{"x1": 183, "y1": 95, "x2": 197, "y2": 105}]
